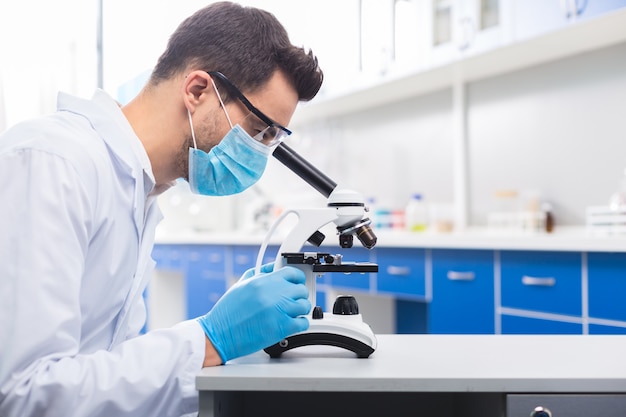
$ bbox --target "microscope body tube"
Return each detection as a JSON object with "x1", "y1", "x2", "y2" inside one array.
[{"x1": 272, "y1": 143, "x2": 337, "y2": 198}]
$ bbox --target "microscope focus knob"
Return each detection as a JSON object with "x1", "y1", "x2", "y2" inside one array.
[
  {"x1": 332, "y1": 295, "x2": 359, "y2": 315},
  {"x1": 312, "y1": 306, "x2": 324, "y2": 319}
]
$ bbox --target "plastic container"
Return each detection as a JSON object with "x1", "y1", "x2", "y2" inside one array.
[{"x1": 405, "y1": 193, "x2": 428, "y2": 232}]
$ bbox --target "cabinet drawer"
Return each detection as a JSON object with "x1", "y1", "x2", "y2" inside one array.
[
  {"x1": 507, "y1": 394, "x2": 626, "y2": 417},
  {"x1": 501, "y1": 314, "x2": 582, "y2": 334},
  {"x1": 588, "y1": 252, "x2": 626, "y2": 322},
  {"x1": 152, "y1": 244, "x2": 187, "y2": 271},
  {"x1": 500, "y1": 251, "x2": 582, "y2": 317},
  {"x1": 376, "y1": 248, "x2": 426, "y2": 298},
  {"x1": 589, "y1": 323, "x2": 626, "y2": 335},
  {"x1": 186, "y1": 245, "x2": 227, "y2": 280},
  {"x1": 186, "y1": 277, "x2": 226, "y2": 319},
  {"x1": 430, "y1": 249, "x2": 495, "y2": 334},
  {"x1": 232, "y1": 244, "x2": 282, "y2": 280},
  {"x1": 231, "y1": 245, "x2": 259, "y2": 278}
]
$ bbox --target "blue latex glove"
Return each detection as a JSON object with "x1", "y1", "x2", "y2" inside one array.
[
  {"x1": 197, "y1": 266, "x2": 311, "y2": 363},
  {"x1": 239, "y1": 262, "x2": 274, "y2": 281}
]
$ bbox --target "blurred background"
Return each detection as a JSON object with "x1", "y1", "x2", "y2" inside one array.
[{"x1": 1, "y1": 0, "x2": 626, "y2": 235}]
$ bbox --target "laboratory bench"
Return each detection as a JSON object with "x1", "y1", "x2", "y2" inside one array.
[
  {"x1": 195, "y1": 334, "x2": 626, "y2": 417},
  {"x1": 152, "y1": 227, "x2": 626, "y2": 335}
]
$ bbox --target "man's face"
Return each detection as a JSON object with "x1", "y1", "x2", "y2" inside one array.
[{"x1": 179, "y1": 70, "x2": 299, "y2": 180}]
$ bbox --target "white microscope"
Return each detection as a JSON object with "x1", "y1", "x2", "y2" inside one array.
[{"x1": 255, "y1": 143, "x2": 379, "y2": 358}]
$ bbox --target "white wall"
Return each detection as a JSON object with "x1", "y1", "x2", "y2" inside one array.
[
  {"x1": 258, "y1": 42, "x2": 626, "y2": 227},
  {"x1": 467, "y1": 42, "x2": 626, "y2": 225},
  {"x1": 2, "y1": 1, "x2": 625, "y2": 227},
  {"x1": 0, "y1": 0, "x2": 98, "y2": 126}
]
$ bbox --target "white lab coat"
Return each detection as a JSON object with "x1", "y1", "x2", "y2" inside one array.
[{"x1": 0, "y1": 90, "x2": 205, "y2": 416}]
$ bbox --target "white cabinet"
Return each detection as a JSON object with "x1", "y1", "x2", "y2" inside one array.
[
  {"x1": 425, "y1": 0, "x2": 514, "y2": 66},
  {"x1": 512, "y1": 0, "x2": 626, "y2": 41},
  {"x1": 357, "y1": 0, "x2": 432, "y2": 88},
  {"x1": 298, "y1": 1, "x2": 626, "y2": 104},
  {"x1": 292, "y1": 8, "x2": 626, "y2": 125}
]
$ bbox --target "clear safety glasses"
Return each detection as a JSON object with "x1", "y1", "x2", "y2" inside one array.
[{"x1": 208, "y1": 71, "x2": 292, "y2": 147}]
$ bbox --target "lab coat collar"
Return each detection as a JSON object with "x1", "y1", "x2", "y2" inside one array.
[
  {"x1": 57, "y1": 89, "x2": 157, "y2": 197},
  {"x1": 57, "y1": 90, "x2": 165, "y2": 242}
]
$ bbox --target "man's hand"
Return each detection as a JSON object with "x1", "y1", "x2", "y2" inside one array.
[{"x1": 198, "y1": 266, "x2": 310, "y2": 364}]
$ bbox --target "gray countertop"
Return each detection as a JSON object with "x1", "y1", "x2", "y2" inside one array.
[{"x1": 196, "y1": 334, "x2": 626, "y2": 393}]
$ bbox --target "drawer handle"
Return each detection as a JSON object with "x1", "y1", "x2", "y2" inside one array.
[
  {"x1": 521, "y1": 275, "x2": 556, "y2": 287},
  {"x1": 386, "y1": 266, "x2": 411, "y2": 276},
  {"x1": 447, "y1": 271, "x2": 475, "y2": 281}
]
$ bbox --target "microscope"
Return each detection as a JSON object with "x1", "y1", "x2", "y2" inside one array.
[{"x1": 255, "y1": 143, "x2": 379, "y2": 358}]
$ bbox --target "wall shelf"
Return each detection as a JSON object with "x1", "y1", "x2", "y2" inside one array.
[{"x1": 291, "y1": 8, "x2": 626, "y2": 127}]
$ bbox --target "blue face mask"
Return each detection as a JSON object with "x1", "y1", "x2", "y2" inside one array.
[{"x1": 187, "y1": 113, "x2": 272, "y2": 196}]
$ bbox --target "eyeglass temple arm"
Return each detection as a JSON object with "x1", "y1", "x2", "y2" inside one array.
[{"x1": 272, "y1": 143, "x2": 337, "y2": 198}]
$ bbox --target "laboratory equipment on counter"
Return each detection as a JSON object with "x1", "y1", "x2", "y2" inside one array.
[{"x1": 255, "y1": 143, "x2": 379, "y2": 358}]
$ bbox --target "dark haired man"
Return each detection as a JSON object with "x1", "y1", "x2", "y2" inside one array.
[{"x1": 0, "y1": 2, "x2": 323, "y2": 416}]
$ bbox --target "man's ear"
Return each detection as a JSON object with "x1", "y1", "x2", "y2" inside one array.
[{"x1": 182, "y1": 70, "x2": 212, "y2": 112}]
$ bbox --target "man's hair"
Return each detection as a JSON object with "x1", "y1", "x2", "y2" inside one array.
[{"x1": 149, "y1": 1, "x2": 323, "y2": 102}]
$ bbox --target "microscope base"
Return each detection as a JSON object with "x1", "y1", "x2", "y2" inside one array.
[
  {"x1": 264, "y1": 332, "x2": 375, "y2": 358},
  {"x1": 264, "y1": 314, "x2": 377, "y2": 358}
]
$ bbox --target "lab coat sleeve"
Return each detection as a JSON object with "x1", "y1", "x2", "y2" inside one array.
[{"x1": 0, "y1": 148, "x2": 206, "y2": 417}]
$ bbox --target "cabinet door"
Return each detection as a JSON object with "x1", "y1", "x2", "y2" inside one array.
[
  {"x1": 456, "y1": 0, "x2": 514, "y2": 56},
  {"x1": 588, "y1": 252, "x2": 626, "y2": 322},
  {"x1": 589, "y1": 324, "x2": 626, "y2": 335},
  {"x1": 231, "y1": 245, "x2": 279, "y2": 279},
  {"x1": 152, "y1": 244, "x2": 186, "y2": 271},
  {"x1": 376, "y1": 248, "x2": 426, "y2": 299},
  {"x1": 500, "y1": 251, "x2": 582, "y2": 317},
  {"x1": 577, "y1": 0, "x2": 626, "y2": 20},
  {"x1": 430, "y1": 249, "x2": 495, "y2": 334},
  {"x1": 185, "y1": 245, "x2": 227, "y2": 319},
  {"x1": 512, "y1": 0, "x2": 571, "y2": 41},
  {"x1": 426, "y1": 0, "x2": 513, "y2": 65},
  {"x1": 501, "y1": 314, "x2": 582, "y2": 334}
]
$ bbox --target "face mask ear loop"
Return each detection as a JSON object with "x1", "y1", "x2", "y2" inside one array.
[
  {"x1": 210, "y1": 78, "x2": 233, "y2": 129},
  {"x1": 188, "y1": 110, "x2": 198, "y2": 149}
]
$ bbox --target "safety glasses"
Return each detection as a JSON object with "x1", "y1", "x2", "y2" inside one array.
[{"x1": 208, "y1": 71, "x2": 292, "y2": 147}]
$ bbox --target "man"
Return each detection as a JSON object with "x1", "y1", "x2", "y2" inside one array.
[{"x1": 0, "y1": 2, "x2": 323, "y2": 416}]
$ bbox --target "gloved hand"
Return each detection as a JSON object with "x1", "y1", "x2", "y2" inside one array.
[
  {"x1": 197, "y1": 266, "x2": 311, "y2": 363},
  {"x1": 239, "y1": 262, "x2": 274, "y2": 281}
]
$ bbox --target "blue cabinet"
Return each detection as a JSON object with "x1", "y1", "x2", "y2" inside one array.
[
  {"x1": 501, "y1": 315, "x2": 582, "y2": 335},
  {"x1": 231, "y1": 245, "x2": 279, "y2": 279},
  {"x1": 153, "y1": 243, "x2": 626, "y2": 335},
  {"x1": 589, "y1": 324, "x2": 626, "y2": 335},
  {"x1": 588, "y1": 252, "x2": 626, "y2": 323},
  {"x1": 185, "y1": 245, "x2": 227, "y2": 319},
  {"x1": 429, "y1": 249, "x2": 495, "y2": 334},
  {"x1": 375, "y1": 247, "x2": 427, "y2": 299},
  {"x1": 501, "y1": 251, "x2": 582, "y2": 317},
  {"x1": 326, "y1": 246, "x2": 372, "y2": 292},
  {"x1": 152, "y1": 244, "x2": 186, "y2": 271}
]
